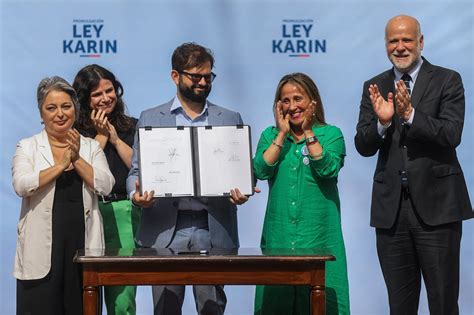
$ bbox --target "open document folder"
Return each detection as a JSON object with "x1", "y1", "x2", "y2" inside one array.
[{"x1": 138, "y1": 125, "x2": 254, "y2": 197}]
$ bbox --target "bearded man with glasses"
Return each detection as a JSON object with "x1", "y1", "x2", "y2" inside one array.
[{"x1": 127, "y1": 42, "x2": 251, "y2": 315}]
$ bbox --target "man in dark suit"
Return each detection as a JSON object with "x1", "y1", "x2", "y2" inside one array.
[
  {"x1": 355, "y1": 15, "x2": 472, "y2": 315},
  {"x1": 127, "y1": 43, "x2": 252, "y2": 315}
]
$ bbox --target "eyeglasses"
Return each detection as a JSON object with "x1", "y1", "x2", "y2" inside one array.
[{"x1": 179, "y1": 71, "x2": 216, "y2": 83}]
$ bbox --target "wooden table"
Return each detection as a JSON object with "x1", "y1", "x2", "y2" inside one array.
[{"x1": 74, "y1": 248, "x2": 334, "y2": 315}]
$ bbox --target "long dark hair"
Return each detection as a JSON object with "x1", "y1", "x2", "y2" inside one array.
[{"x1": 73, "y1": 64, "x2": 135, "y2": 134}]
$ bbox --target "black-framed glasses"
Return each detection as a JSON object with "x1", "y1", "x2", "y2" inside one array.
[{"x1": 179, "y1": 71, "x2": 216, "y2": 83}]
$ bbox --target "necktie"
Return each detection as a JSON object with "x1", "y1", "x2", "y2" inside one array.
[
  {"x1": 401, "y1": 73, "x2": 412, "y2": 95},
  {"x1": 399, "y1": 75, "x2": 411, "y2": 189}
]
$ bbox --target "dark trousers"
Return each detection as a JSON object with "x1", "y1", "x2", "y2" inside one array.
[
  {"x1": 152, "y1": 210, "x2": 226, "y2": 315},
  {"x1": 376, "y1": 190, "x2": 462, "y2": 315},
  {"x1": 17, "y1": 171, "x2": 84, "y2": 315},
  {"x1": 16, "y1": 220, "x2": 84, "y2": 315}
]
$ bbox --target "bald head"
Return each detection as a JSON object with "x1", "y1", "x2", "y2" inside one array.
[
  {"x1": 385, "y1": 15, "x2": 421, "y2": 39},
  {"x1": 384, "y1": 15, "x2": 424, "y2": 73}
]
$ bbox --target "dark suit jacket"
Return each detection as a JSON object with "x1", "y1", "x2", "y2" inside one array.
[
  {"x1": 127, "y1": 99, "x2": 244, "y2": 249},
  {"x1": 355, "y1": 57, "x2": 472, "y2": 228}
]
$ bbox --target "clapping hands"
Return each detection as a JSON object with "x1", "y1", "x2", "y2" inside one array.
[
  {"x1": 368, "y1": 84, "x2": 394, "y2": 125},
  {"x1": 395, "y1": 80, "x2": 413, "y2": 122}
]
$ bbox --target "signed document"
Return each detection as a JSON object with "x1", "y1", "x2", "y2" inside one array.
[
  {"x1": 138, "y1": 126, "x2": 254, "y2": 197},
  {"x1": 138, "y1": 127, "x2": 195, "y2": 197}
]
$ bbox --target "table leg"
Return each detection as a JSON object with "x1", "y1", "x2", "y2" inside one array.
[
  {"x1": 311, "y1": 284, "x2": 325, "y2": 315},
  {"x1": 83, "y1": 285, "x2": 99, "y2": 315}
]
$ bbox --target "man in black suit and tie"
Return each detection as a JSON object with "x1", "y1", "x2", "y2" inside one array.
[{"x1": 355, "y1": 15, "x2": 472, "y2": 315}]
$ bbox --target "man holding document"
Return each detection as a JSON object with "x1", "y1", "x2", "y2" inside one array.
[{"x1": 127, "y1": 42, "x2": 253, "y2": 315}]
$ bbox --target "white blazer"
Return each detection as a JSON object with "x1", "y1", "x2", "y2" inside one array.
[{"x1": 12, "y1": 129, "x2": 114, "y2": 280}]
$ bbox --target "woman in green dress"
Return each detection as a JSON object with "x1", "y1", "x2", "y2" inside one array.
[{"x1": 253, "y1": 73, "x2": 350, "y2": 315}]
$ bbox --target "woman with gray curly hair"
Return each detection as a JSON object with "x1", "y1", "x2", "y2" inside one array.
[{"x1": 12, "y1": 76, "x2": 114, "y2": 315}]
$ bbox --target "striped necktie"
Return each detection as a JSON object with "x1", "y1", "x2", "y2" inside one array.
[{"x1": 401, "y1": 73, "x2": 412, "y2": 95}]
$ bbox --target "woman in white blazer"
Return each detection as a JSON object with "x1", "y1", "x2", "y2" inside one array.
[{"x1": 12, "y1": 76, "x2": 114, "y2": 315}]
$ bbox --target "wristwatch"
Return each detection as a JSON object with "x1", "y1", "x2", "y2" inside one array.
[{"x1": 305, "y1": 135, "x2": 319, "y2": 145}]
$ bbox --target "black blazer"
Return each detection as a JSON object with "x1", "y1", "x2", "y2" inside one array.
[{"x1": 355, "y1": 57, "x2": 472, "y2": 228}]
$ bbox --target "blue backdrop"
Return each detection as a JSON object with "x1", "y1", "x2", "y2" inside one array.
[{"x1": 1, "y1": 1, "x2": 472, "y2": 314}]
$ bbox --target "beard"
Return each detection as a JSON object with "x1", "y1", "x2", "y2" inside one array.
[
  {"x1": 390, "y1": 56, "x2": 415, "y2": 72},
  {"x1": 178, "y1": 80, "x2": 212, "y2": 103},
  {"x1": 388, "y1": 50, "x2": 421, "y2": 73}
]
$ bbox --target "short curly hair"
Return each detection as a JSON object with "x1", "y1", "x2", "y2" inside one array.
[{"x1": 37, "y1": 76, "x2": 79, "y2": 120}]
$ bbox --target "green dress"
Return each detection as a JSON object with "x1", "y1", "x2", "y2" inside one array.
[{"x1": 253, "y1": 124, "x2": 350, "y2": 315}]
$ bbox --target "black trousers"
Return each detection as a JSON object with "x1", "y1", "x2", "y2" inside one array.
[
  {"x1": 376, "y1": 190, "x2": 462, "y2": 315},
  {"x1": 17, "y1": 171, "x2": 84, "y2": 315}
]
